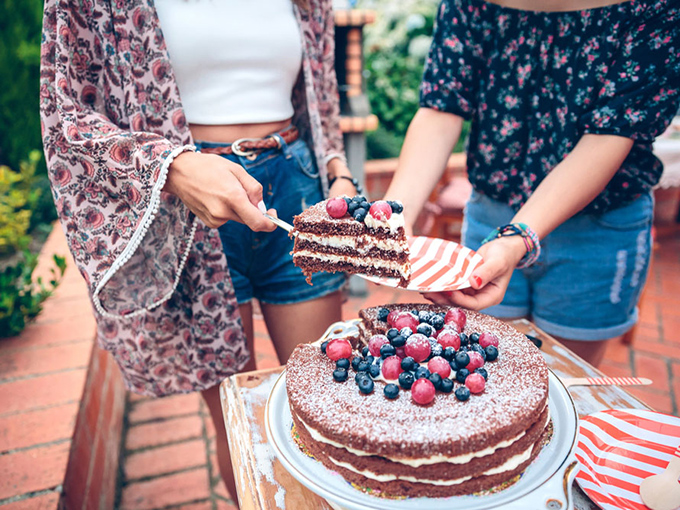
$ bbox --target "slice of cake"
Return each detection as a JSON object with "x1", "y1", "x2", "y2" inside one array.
[
  {"x1": 291, "y1": 196, "x2": 411, "y2": 286},
  {"x1": 286, "y1": 304, "x2": 550, "y2": 498}
]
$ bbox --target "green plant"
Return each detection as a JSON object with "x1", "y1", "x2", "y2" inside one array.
[
  {"x1": 0, "y1": 251, "x2": 66, "y2": 338},
  {"x1": 0, "y1": 150, "x2": 43, "y2": 255}
]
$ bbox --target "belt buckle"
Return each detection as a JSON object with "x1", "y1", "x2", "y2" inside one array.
[{"x1": 231, "y1": 137, "x2": 260, "y2": 159}]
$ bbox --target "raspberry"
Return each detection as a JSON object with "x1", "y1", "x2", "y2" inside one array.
[
  {"x1": 395, "y1": 346, "x2": 407, "y2": 359},
  {"x1": 368, "y1": 334, "x2": 389, "y2": 357},
  {"x1": 411, "y1": 378, "x2": 436, "y2": 405},
  {"x1": 325, "y1": 338, "x2": 352, "y2": 361},
  {"x1": 479, "y1": 332, "x2": 500, "y2": 348},
  {"x1": 437, "y1": 330, "x2": 461, "y2": 351},
  {"x1": 392, "y1": 312, "x2": 420, "y2": 333},
  {"x1": 465, "y1": 372, "x2": 486, "y2": 394},
  {"x1": 369, "y1": 200, "x2": 392, "y2": 221},
  {"x1": 444, "y1": 308, "x2": 467, "y2": 330},
  {"x1": 325, "y1": 197, "x2": 348, "y2": 218},
  {"x1": 466, "y1": 351, "x2": 485, "y2": 372},
  {"x1": 404, "y1": 333, "x2": 431, "y2": 362},
  {"x1": 381, "y1": 356, "x2": 403, "y2": 380},
  {"x1": 427, "y1": 356, "x2": 452, "y2": 379}
]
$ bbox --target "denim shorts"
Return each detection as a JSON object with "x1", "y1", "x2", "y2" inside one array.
[
  {"x1": 194, "y1": 135, "x2": 346, "y2": 305},
  {"x1": 462, "y1": 190, "x2": 654, "y2": 341}
]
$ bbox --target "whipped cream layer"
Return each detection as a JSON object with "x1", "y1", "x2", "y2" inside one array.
[
  {"x1": 293, "y1": 250, "x2": 411, "y2": 279},
  {"x1": 296, "y1": 232, "x2": 409, "y2": 254},
  {"x1": 363, "y1": 211, "x2": 405, "y2": 234}
]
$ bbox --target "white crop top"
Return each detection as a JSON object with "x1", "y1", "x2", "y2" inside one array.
[{"x1": 156, "y1": 0, "x2": 303, "y2": 125}]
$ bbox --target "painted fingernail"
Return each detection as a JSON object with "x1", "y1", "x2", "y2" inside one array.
[
  {"x1": 472, "y1": 275, "x2": 482, "y2": 287},
  {"x1": 257, "y1": 200, "x2": 267, "y2": 214}
]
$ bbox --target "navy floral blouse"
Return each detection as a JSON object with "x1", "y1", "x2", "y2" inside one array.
[{"x1": 421, "y1": 0, "x2": 680, "y2": 213}]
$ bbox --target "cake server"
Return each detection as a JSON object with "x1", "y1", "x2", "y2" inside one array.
[
  {"x1": 561, "y1": 376, "x2": 652, "y2": 388},
  {"x1": 263, "y1": 212, "x2": 294, "y2": 233}
]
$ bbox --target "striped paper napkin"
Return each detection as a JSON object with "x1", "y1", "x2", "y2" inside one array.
[
  {"x1": 575, "y1": 408, "x2": 680, "y2": 510},
  {"x1": 362, "y1": 236, "x2": 484, "y2": 292}
]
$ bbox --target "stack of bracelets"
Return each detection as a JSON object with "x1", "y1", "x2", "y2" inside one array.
[{"x1": 481, "y1": 223, "x2": 541, "y2": 269}]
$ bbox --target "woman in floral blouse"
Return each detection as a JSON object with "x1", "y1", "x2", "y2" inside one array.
[
  {"x1": 40, "y1": 0, "x2": 355, "y2": 501},
  {"x1": 386, "y1": 0, "x2": 680, "y2": 366}
]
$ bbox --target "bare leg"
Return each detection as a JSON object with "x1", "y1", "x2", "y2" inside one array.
[
  {"x1": 201, "y1": 302, "x2": 257, "y2": 509},
  {"x1": 260, "y1": 290, "x2": 344, "y2": 364},
  {"x1": 555, "y1": 337, "x2": 611, "y2": 368}
]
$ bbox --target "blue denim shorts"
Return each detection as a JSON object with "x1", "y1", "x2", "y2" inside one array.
[
  {"x1": 462, "y1": 190, "x2": 654, "y2": 341},
  {"x1": 194, "y1": 135, "x2": 346, "y2": 305}
]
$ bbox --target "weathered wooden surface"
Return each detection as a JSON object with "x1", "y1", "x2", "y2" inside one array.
[{"x1": 221, "y1": 319, "x2": 650, "y2": 510}]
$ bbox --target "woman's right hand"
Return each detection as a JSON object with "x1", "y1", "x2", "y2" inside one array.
[{"x1": 164, "y1": 151, "x2": 276, "y2": 231}]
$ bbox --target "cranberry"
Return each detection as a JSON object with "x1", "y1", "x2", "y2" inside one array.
[
  {"x1": 437, "y1": 330, "x2": 461, "y2": 351},
  {"x1": 369, "y1": 200, "x2": 392, "y2": 221},
  {"x1": 382, "y1": 356, "x2": 403, "y2": 380},
  {"x1": 427, "y1": 356, "x2": 451, "y2": 379},
  {"x1": 479, "y1": 332, "x2": 500, "y2": 348},
  {"x1": 411, "y1": 378, "x2": 436, "y2": 405},
  {"x1": 325, "y1": 197, "x2": 348, "y2": 219},
  {"x1": 465, "y1": 372, "x2": 486, "y2": 394},
  {"x1": 404, "y1": 334, "x2": 431, "y2": 362},
  {"x1": 368, "y1": 335, "x2": 389, "y2": 357},
  {"x1": 466, "y1": 351, "x2": 485, "y2": 372},
  {"x1": 444, "y1": 308, "x2": 467, "y2": 330},
  {"x1": 325, "y1": 338, "x2": 352, "y2": 361},
  {"x1": 393, "y1": 312, "x2": 419, "y2": 333}
]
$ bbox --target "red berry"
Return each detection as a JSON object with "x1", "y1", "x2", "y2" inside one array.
[
  {"x1": 444, "y1": 308, "x2": 467, "y2": 330},
  {"x1": 404, "y1": 333, "x2": 431, "y2": 362},
  {"x1": 393, "y1": 312, "x2": 419, "y2": 333},
  {"x1": 427, "y1": 356, "x2": 451, "y2": 379},
  {"x1": 368, "y1": 335, "x2": 389, "y2": 357},
  {"x1": 325, "y1": 338, "x2": 352, "y2": 361},
  {"x1": 382, "y1": 356, "x2": 403, "y2": 380},
  {"x1": 411, "y1": 378, "x2": 436, "y2": 405},
  {"x1": 465, "y1": 372, "x2": 486, "y2": 394},
  {"x1": 386, "y1": 309, "x2": 400, "y2": 326},
  {"x1": 395, "y1": 347, "x2": 407, "y2": 359},
  {"x1": 326, "y1": 197, "x2": 348, "y2": 219},
  {"x1": 437, "y1": 330, "x2": 461, "y2": 351},
  {"x1": 466, "y1": 351, "x2": 485, "y2": 372},
  {"x1": 479, "y1": 332, "x2": 500, "y2": 348},
  {"x1": 368, "y1": 200, "x2": 392, "y2": 221}
]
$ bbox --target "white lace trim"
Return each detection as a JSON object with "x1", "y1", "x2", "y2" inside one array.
[{"x1": 92, "y1": 144, "x2": 197, "y2": 319}]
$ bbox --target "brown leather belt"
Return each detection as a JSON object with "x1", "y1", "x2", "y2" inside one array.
[{"x1": 198, "y1": 126, "x2": 299, "y2": 157}]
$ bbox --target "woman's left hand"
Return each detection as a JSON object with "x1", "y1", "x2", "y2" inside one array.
[
  {"x1": 422, "y1": 236, "x2": 526, "y2": 310},
  {"x1": 327, "y1": 159, "x2": 361, "y2": 199}
]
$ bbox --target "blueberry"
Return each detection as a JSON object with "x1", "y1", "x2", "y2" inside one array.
[
  {"x1": 459, "y1": 333, "x2": 469, "y2": 346},
  {"x1": 430, "y1": 315, "x2": 445, "y2": 331},
  {"x1": 456, "y1": 368, "x2": 470, "y2": 383},
  {"x1": 355, "y1": 372, "x2": 369, "y2": 384},
  {"x1": 485, "y1": 345, "x2": 499, "y2": 361},
  {"x1": 333, "y1": 368, "x2": 348, "y2": 382},
  {"x1": 475, "y1": 367, "x2": 488, "y2": 380},
  {"x1": 428, "y1": 373, "x2": 443, "y2": 390},
  {"x1": 455, "y1": 386, "x2": 471, "y2": 401},
  {"x1": 369, "y1": 364, "x2": 381, "y2": 378},
  {"x1": 417, "y1": 323, "x2": 435, "y2": 337},
  {"x1": 401, "y1": 357, "x2": 416, "y2": 371},
  {"x1": 418, "y1": 311, "x2": 432, "y2": 323},
  {"x1": 430, "y1": 342, "x2": 443, "y2": 358},
  {"x1": 380, "y1": 344, "x2": 396, "y2": 358},
  {"x1": 358, "y1": 377, "x2": 375, "y2": 394},
  {"x1": 362, "y1": 346, "x2": 370, "y2": 357},
  {"x1": 455, "y1": 351, "x2": 470, "y2": 369},
  {"x1": 399, "y1": 327, "x2": 413, "y2": 339},
  {"x1": 415, "y1": 366, "x2": 431, "y2": 379},
  {"x1": 357, "y1": 360, "x2": 370, "y2": 372},
  {"x1": 351, "y1": 356, "x2": 362, "y2": 371},
  {"x1": 440, "y1": 378, "x2": 454, "y2": 393},
  {"x1": 411, "y1": 309, "x2": 420, "y2": 316},
  {"x1": 384, "y1": 383, "x2": 400, "y2": 399},
  {"x1": 377, "y1": 308, "x2": 390, "y2": 321},
  {"x1": 450, "y1": 360, "x2": 458, "y2": 371},
  {"x1": 321, "y1": 340, "x2": 329, "y2": 354},
  {"x1": 470, "y1": 332, "x2": 480, "y2": 343},
  {"x1": 398, "y1": 371, "x2": 415, "y2": 390},
  {"x1": 336, "y1": 358, "x2": 350, "y2": 370},
  {"x1": 366, "y1": 355, "x2": 375, "y2": 364},
  {"x1": 470, "y1": 343, "x2": 487, "y2": 360},
  {"x1": 387, "y1": 200, "x2": 403, "y2": 214},
  {"x1": 353, "y1": 208, "x2": 368, "y2": 222},
  {"x1": 347, "y1": 201, "x2": 359, "y2": 214},
  {"x1": 443, "y1": 346, "x2": 456, "y2": 361},
  {"x1": 386, "y1": 328, "x2": 400, "y2": 340},
  {"x1": 344, "y1": 197, "x2": 352, "y2": 207},
  {"x1": 351, "y1": 195, "x2": 365, "y2": 204},
  {"x1": 359, "y1": 200, "x2": 370, "y2": 210},
  {"x1": 391, "y1": 335, "x2": 406, "y2": 348}
]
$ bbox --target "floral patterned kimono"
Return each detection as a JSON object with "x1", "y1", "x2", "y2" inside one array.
[{"x1": 40, "y1": 0, "x2": 345, "y2": 396}]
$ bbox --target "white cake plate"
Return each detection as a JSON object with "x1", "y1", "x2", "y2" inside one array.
[{"x1": 266, "y1": 361, "x2": 579, "y2": 510}]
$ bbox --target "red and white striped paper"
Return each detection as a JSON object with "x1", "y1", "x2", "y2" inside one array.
[
  {"x1": 361, "y1": 236, "x2": 484, "y2": 292},
  {"x1": 575, "y1": 409, "x2": 680, "y2": 510}
]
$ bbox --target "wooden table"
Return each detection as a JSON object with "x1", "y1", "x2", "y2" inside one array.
[{"x1": 220, "y1": 319, "x2": 650, "y2": 510}]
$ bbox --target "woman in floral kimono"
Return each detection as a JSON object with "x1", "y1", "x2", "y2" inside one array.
[{"x1": 40, "y1": 0, "x2": 356, "y2": 502}]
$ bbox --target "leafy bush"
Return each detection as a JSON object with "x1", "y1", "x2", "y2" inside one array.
[{"x1": 0, "y1": 252, "x2": 66, "y2": 338}]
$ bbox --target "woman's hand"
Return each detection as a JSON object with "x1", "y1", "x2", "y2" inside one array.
[
  {"x1": 422, "y1": 236, "x2": 525, "y2": 310},
  {"x1": 164, "y1": 151, "x2": 277, "y2": 231},
  {"x1": 327, "y1": 158, "x2": 360, "y2": 199}
]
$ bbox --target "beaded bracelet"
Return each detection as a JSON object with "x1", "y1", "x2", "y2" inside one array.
[
  {"x1": 329, "y1": 175, "x2": 363, "y2": 194},
  {"x1": 481, "y1": 222, "x2": 541, "y2": 269}
]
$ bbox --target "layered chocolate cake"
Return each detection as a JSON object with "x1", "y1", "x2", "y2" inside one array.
[
  {"x1": 291, "y1": 196, "x2": 411, "y2": 286},
  {"x1": 286, "y1": 304, "x2": 550, "y2": 498}
]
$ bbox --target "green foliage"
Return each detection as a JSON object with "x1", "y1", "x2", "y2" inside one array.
[
  {"x1": 0, "y1": 252, "x2": 66, "y2": 338},
  {"x1": 0, "y1": 151, "x2": 43, "y2": 255}
]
